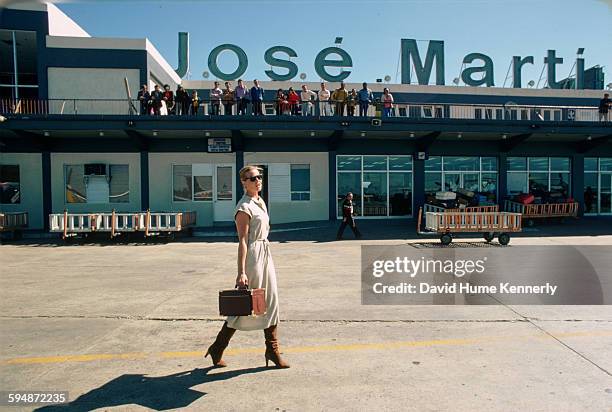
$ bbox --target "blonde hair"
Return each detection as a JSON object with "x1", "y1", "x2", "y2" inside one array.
[{"x1": 239, "y1": 165, "x2": 263, "y2": 181}]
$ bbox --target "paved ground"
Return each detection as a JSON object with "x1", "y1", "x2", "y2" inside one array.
[{"x1": 1, "y1": 217, "x2": 612, "y2": 411}]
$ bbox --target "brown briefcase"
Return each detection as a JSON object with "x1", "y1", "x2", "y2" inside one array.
[{"x1": 219, "y1": 287, "x2": 266, "y2": 316}]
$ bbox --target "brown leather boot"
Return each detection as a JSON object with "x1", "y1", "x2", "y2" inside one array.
[
  {"x1": 205, "y1": 321, "x2": 236, "y2": 367},
  {"x1": 264, "y1": 325, "x2": 290, "y2": 368}
]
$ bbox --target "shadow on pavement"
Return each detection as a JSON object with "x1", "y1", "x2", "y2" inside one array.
[{"x1": 34, "y1": 366, "x2": 268, "y2": 411}]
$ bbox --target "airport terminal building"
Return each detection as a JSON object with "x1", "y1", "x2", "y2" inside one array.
[{"x1": 1, "y1": 3, "x2": 611, "y2": 232}]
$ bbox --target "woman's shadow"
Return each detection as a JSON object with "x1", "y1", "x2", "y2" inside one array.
[{"x1": 35, "y1": 366, "x2": 268, "y2": 411}]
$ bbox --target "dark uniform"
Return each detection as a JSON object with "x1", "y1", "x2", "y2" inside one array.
[{"x1": 336, "y1": 198, "x2": 362, "y2": 239}]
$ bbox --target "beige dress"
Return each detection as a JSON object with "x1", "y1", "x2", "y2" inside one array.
[{"x1": 226, "y1": 194, "x2": 280, "y2": 331}]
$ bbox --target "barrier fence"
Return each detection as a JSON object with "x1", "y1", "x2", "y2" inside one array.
[
  {"x1": 49, "y1": 210, "x2": 196, "y2": 239},
  {"x1": 0, "y1": 98, "x2": 604, "y2": 122}
]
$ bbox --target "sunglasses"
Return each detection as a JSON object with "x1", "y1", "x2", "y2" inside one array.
[{"x1": 244, "y1": 175, "x2": 263, "y2": 182}]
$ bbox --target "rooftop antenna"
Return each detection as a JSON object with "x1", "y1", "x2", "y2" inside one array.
[
  {"x1": 503, "y1": 58, "x2": 513, "y2": 88},
  {"x1": 536, "y1": 62, "x2": 547, "y2": 89}
]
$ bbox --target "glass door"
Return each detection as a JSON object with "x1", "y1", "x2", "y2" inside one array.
[
  {"x1": 213, "y1": 165, "x2": 234, "y2": 222},
  {"x1": 601, "y1": 174, "x2": 612, "y2": 215}
]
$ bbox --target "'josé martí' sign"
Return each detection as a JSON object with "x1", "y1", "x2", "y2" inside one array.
[{"x1": 173, "y1": 34, "x2": 597, "y2": 89}]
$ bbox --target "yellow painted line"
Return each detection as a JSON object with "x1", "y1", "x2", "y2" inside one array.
[{"x1": 3, "y1": 330, "x2": 611, "y2": 366}]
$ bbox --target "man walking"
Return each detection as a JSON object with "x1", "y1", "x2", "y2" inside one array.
[{"x1": 336, "y1": 192, "x2": 362, "y2": 240}]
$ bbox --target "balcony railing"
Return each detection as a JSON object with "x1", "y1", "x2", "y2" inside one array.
[{"x1": 0, "y1": 98, "x2": 605, "y2": 123}]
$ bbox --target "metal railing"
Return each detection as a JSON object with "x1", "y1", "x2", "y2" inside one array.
[{"x1": 0, "y1": 97, "x2": 606, "y2": 123}]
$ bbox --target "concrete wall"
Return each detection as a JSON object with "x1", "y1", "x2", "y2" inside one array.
[
  {"x1": 244, "y1": 152, "x2": 328, "y2": 224},
  {"x1": 50, "y1": 153, "x2": 141, "y2": 214},
  {"x1": 0, "y1": 153, "x2": 44, "y2": 230},
  {"x1": 148, "y1": 153, "x2": 236, "y2": 227},
  {"x1": 47, "y1": 67, "x2": 140, "y2": 114}
]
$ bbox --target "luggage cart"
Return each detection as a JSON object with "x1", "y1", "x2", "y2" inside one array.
[
  {"x1": 504, "y1": 201, "x2": 578, "y2": 226},
  {"x1": 417, "y1": 207, "x2": 522, "y2": 245},
  {"x1": 0, "y1": 212, "x2": 28, "y2": 239}
]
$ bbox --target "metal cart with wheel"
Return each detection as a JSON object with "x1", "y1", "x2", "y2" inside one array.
[
  {"x1": 504, "y1": 201, "x2": 578, "y2": 227},
  {"x1": 417, "y1": 207, "x2": 522, "y2": 245}
]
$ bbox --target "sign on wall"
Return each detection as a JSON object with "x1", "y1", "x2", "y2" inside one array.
[{"x1": 208, "y1": 138, "x2": 232, "y2": 153}]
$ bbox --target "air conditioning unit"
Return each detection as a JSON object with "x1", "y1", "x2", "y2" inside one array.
[{"x1": 84, "y1": 163, "x2": 107, "y2": 175}]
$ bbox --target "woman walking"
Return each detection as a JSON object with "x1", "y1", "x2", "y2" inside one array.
[{"x1": 206, "y1": 165, "x2": 290, "y2": 369}]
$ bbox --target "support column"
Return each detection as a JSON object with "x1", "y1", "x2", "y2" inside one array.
[
  {"x1": 413, "y1": 156, "x2": 425, "y2": 216},
  {"x1": 498, "y1": 153, "x2": 508, "y2": 205},
  {"x1": 42, "y1": 151, "x2": 52, "y2": 231},
  {"x1": 572, "y1": 154, "x2": 585, "y2": 216},
  {"x1": 235, "y1": 150, "x2": 244, "y2": 203},
  {"x1": 140, "y1": 151, "x2": 149, "y2": 210},
  {"x1": 329, "y1": 150, "x2": 337, "y2": 220}
]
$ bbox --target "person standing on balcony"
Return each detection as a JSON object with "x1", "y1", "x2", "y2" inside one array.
[
  {"x1": 222, "y1": 82, "x2": 234, "y2": 115},
  {"x1": 210, "y1": 81, "x2": 222, "y2": 116},
  {"x1": 331, "y1": 82, "x2": 349, "y2": 116},
  {"x1": 150, "y1": 84, "x2": 164, "y2": 115},
  {"x1": 250, "y1": 79, "x2": 265, "y2": 115},
  {"x1": 137, "y1": 85, "x2": 150, "y2": 115},
  {"x1": 176, "y1": 85, "x2": 189, "y2": 116},
  {"x1": 318, "y1": 82, "x2": 331, "y2": 116},
  {"x1": 357, "y1": 82, "x2": 373, "y2": 117},
  {"x1": 287, "y1": 87, "x2": 300, "y2": 115},
  {"x1": 382, "y1": 87, "x2": 394, "y2": 117},
  {"x1": 300, "y1": 84, "x2": 316, "y2": 116},
  {"x1": 599, "y1": 93, "x2": 611, "y2": 122},
  {"x1": 275, "y1": 89, "x2": 287, "y2": 115},
  {"x1": 190, "y1": 90, "x2": 200, "y2": 115},
  {"x1": 163, "y1": 84, "x2": 175, "y2": 115},
  {"x1": 346, "y1": 88, "x2": 358, "y2": 116},
  {"x1": 336, "y1": 192, "x2": 362, "y2": 240},
  {"x1": 235, "y1": 79, "x2": 249, "y2": 115}
]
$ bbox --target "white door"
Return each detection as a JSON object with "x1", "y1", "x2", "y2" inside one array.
[{"x1": 213, "y1": 165, "x2": 234, "y2": 222}]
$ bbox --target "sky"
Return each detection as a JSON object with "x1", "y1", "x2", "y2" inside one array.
[{"x1": 42, "y1": 0, "x2": 612, "y2": 87}]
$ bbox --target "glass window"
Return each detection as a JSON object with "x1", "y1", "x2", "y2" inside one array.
[
  {"x1": 443, "y1": 157, "x2": 479, "y2": 171},
  {"x1": 584, "y1": 158, "x2": 598, "y2": 171},
  {"x1": 481, "y1": 173, "x2": 497, "y2": 203},
  {"x1": 65, "y1": 165, "x2": 86, "y2": 203},
  {"x1": 425, "y1": 172, "x2": 442, "y2": 195},
  {"x1": 216, "y1": 166, "x2": 233, "y2": 201},
  {"x1": 507, "y1": 157, "x2": 527, "y2": 171},
  {"x1": 529, "y1": 172, "x2": 549, "y2": 195},
  {"x1": 337, "y1": 156, "x2": 361, "y2": 171},
  {"x1": 109, "y1": 165, "x2": 129, "y2": 203},
  {"x1": 528, "y1": 157, "x2": 549, "y2": 171},
  {"x1": 291, "y1": 164, "x2": 310, "y2": 201},
  {"x1": 550, "y1": 173, "x2": 570, "y2": 196},
  {"x1": 550, "y1": 157, "x2": 570, "y2": 171},
  {"x1": 0, "y1": 165, "x2": 20, "y2": 204},
  {"x1": 363, "y1": 172, "x2": 387, "y2": 216},
  {"x1": 481, "y1": 157, "x2": 498, "y2": 171},
  {"x1": 389, "y1": 173, "x2": 412, "y2": 216},
  {"x1": 193, "y1": 176, "x2": 212, "y2": 201},
  {"x1": 584, "y1": 173, "x2": 598, "y2": 214},
  {"x1": 173, "y1": 165, "x2": 192, "y2": 202},
  {"x1": 363, "y1": 156, "x2": 387, "y2": 171},
  {"x1": 425, "y1": 156, "x2": 442, "y2": 171},
  {"x1": 600, "y1": 158, "x2": 612, "y2": 172},
  {"x1": 338, "y1": 172, "x2": 361, "y2": 216},
  {"x1": 507, "y1": 172, "x2": 527, "y2": 195},
  {"x1": 389, "y1": 156, "x2": 412, "y2": 171}
]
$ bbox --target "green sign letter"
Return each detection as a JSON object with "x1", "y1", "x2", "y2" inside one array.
[
  {"x1": 208, "y1": 44, "x2": 248, "y2": 80},
  {"x1": 512, "y1": 56, "x2": 534, "y2": 88},
  {"x1": 461, "y1": 53, "x2": 495, "y2": 87},
  {"x1": 264, "y1": 46, "x2": 298, "y2": 81},
  {"x1": 314, "y1": 47, "x2": 352, "y2": 82},
  {"x1": 545, "y1": 50, "x2": 564, "y2": 89},
  {"x1": 400, "y1": 39, "x2": 445, "y2": 85}
]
